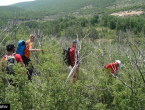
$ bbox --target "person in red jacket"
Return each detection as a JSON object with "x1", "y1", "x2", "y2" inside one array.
[
  {"x1": 69, "y1": 40, "x2": 79, "y2": 84},
  {"x1": 1, "y1": 43, "x2": 25, "y2": 84},
  {"x1": 104, "y1": 60, "x2": 122, "y2": 77},
  {"x1": 1, "y1": 44, "x2": 25, "y2": 70}
]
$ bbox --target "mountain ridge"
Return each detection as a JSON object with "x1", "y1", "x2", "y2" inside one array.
[{"x1": 11, "y1": 0, "x2": 116, "y2": 13}]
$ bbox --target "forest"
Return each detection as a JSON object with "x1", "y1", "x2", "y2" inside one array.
[{"x1": 0, "y1": 0, "x2": 145, "y2": 109}]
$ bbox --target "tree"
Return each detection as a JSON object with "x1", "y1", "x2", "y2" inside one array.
[
  {"x1": 90, "y1": 15, "x2": 99, "y2": 26},
  {"x1": 109, "y1": 19, "x2": 116, "y2": 30}
]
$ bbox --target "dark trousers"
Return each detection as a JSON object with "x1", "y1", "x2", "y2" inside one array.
[{"x1": 22, "y1": 56, "x2": 33, "y2": 81}]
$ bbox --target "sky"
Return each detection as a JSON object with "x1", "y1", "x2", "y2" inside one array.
[{"x1": 0, "y1": 0, "x2": 35, "y2": 6}]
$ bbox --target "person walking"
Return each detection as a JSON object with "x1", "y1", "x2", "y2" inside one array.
[
  {"x1": 1, "y1": 43, "x2": 25, "y2": 85},
  {"x1": 21, "y1": 34, "x2": 42, "y2": 81},
  {"x1": 69, "y1": 40, "x2": 79, "y2": 84}
]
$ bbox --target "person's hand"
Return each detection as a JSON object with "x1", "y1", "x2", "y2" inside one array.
[{"x1": 37, "y1": 49, "x2": 43, "y2": 51}]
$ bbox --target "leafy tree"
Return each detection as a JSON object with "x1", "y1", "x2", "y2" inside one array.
[{"x1": 90, "y1": 15, "x2": 99, "y2": 26}]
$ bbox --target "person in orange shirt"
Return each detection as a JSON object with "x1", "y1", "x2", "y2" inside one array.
[{"x1": 22, "y1": 34, "x2": 42, "y2": 81}]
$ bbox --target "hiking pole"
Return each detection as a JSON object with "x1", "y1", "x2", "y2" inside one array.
[{"x1": 65, "y1": 64, "x2": 79, "y2": 83}]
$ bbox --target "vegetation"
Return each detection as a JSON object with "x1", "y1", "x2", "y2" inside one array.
[
  {"x1": 0, "y1": 0, "x2": 145, "y2": 109},
  {"x1": 12, "y1": 0, "x2": 116, "y2": 12}
]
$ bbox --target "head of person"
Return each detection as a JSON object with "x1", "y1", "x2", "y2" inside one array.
[
  {"x1": 29, "y1": 34, "x2": 35, "y2": 42},
  {"x1": 6, "y1": 43, "x2": 15, "y2": 53},
  {"x1": 72, "y1": 40, "x2": 78, "y2": 48},
  {"x1": 115, "y1": 60, "x2": 122, "y2": 67}
]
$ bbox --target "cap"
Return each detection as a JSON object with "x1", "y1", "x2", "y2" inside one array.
[
  {"x1": 115, "y1": 60, "x2": 122, "y2": 67},
  {"x1": 73, "y1": 40, "x2": 77, "y2": 44},
  {"x1": 6, "y1": 43, "x2": 15, "y2": 51}
]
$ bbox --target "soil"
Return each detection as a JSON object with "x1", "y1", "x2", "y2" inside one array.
[{"x1": 111, "y1": 11, "x2": 144, "y2": 17}]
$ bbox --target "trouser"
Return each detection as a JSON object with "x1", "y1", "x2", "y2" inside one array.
[
  {"x1": 22, "y1": 56, "x2": 33, "y2": 81},
  {"x1": 71, "y1": 64, "x2": 79, "y2": 84}
]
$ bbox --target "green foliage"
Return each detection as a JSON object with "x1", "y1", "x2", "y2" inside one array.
[
  {"x1": 0, "y1": 0, "x2": 145, "y2": 109},
  {"x1": 11, "y1": 0, "x2": 116, "y2": 13},
  {"x1": 100, "y1": 14, "x2": 145, "y2": 34},
  {"x1": 0, "y1": 6, "x2": 51, "y2": 26},
  {"x1": 88, "y1": 27, "x2": 99, "y2": 39},
  {"x1": 1, "y1": 28, "x2": 145, "y2": 109},
  {"x1": 90, "y1": 15, "x2": 99, "y2": 26}
]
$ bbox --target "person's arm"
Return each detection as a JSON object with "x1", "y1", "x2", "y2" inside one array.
[
  {"x1": 28, "y1": 43, "x2": 42, "y2": 52},
  {"x1": 15, "y1": 54, "x2": 25, "y2": 67},
  {"x1": 104, "y1": 64, "x2": 112, "y2": 74},
  {"x1": 29, "y1": 49, "x2": 43, "y2": 52},
  {"x1": 69, "y1": 49, "x2": 75, "y2": 64},
  {"x1": 15, "y1": 54, "x2": 27, "y2": 75},
  {"x1": 20, "y1": 62, "x2": 25, "y2": 67}
]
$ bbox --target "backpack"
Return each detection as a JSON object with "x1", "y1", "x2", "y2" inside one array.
[
  {"x1": 5, "y1": 53, "x2": 16, "y2": 75},
  {"x1": 16, "y1": 40, "x2": 26, "y2": 56},
  {"x1": 62, "y1": 47, "x2": 72, "y2": 66}
]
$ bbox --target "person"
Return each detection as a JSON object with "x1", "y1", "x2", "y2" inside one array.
[
  {"x1": 1, "y1": 43, "x2": 25, "y2": 85},
  {"x1": 103, "y1": 60, "x2": 122, "y2": 77},
  {"x1": 21, "y1": 34, "x2": 42, "y2": 81},
  {"x1": 69, "y1": 40, "x2": 79, "y2": 84}
]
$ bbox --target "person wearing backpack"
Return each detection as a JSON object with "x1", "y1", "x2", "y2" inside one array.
[
  {"x1": 69, "y1": 40, "x2": 79, "y2": 84},
  {"x1": 1, "y1": 43, "x2": 25, "y2": 85},
  {"x1": 21, "y1": 34, "x2": 42, "y2": 81}
]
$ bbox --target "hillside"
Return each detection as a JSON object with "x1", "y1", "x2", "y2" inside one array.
[
  {"x1": 11, "y1": 0, "x2": 145, "y2": 14},
  {"x1": 11, "y1": 0, "x2": 116, "y2": 13},
  {"x1": 0, "y1": 6, "x2": 28, "y2": 25},
  {"x1": 109, "y1": 0, "x2": 145, "y2": 9},
  {"x1": 0, "y1": 6, "x2": 51, "y2": 26}
]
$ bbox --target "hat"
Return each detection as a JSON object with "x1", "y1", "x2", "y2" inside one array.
[
  {"x1": 115, "y1": 60, "x2": 122, "y2": 67},
  {"x1": 6, "y1": 43, "x2": 15, "y2": 51},
  {"x1": 73, "y1": 40, "x2": 77, "y2": 44}
]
